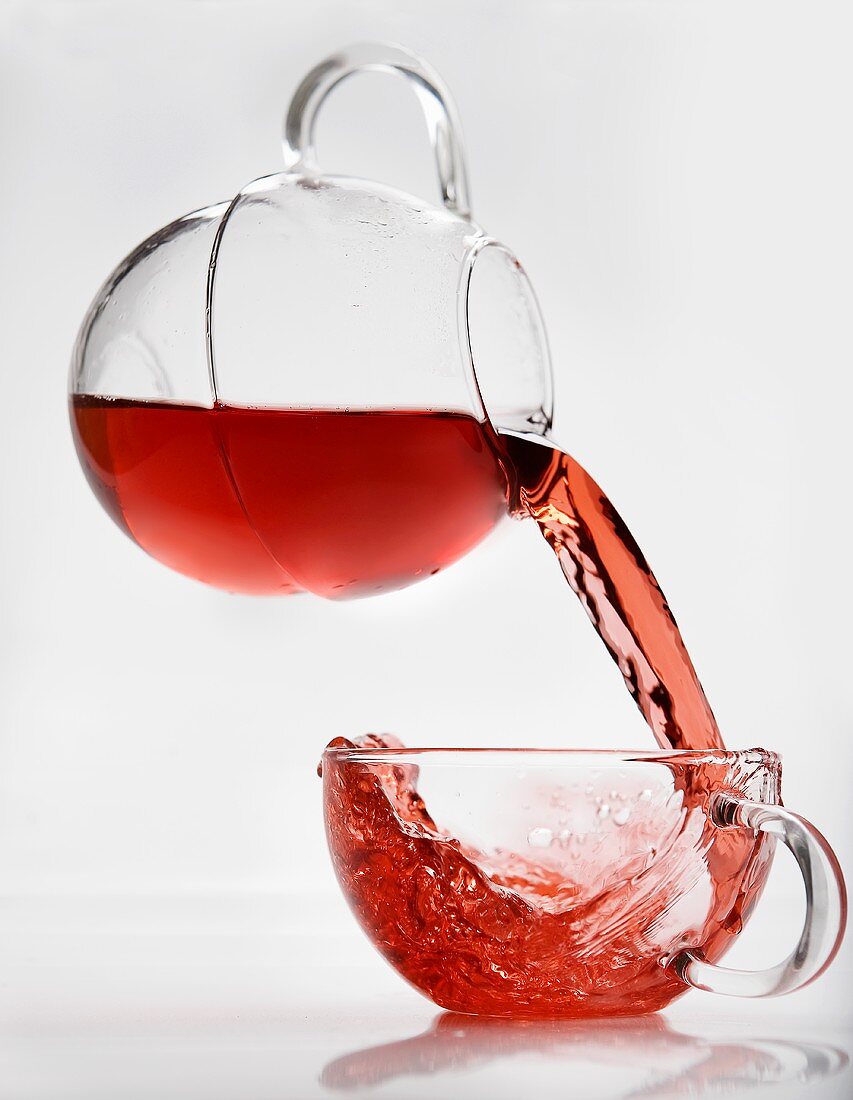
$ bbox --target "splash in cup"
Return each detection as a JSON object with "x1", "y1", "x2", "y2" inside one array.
[{"x1": 321, "y1": 738, "x2": 846, "y2": 1018}]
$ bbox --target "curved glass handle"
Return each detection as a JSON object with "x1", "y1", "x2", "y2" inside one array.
[
  {"x1": 283, "y1": 42, "x2": 472, "y2": 219},
  {"x1": 673, "y1": 793, "x2": 847, "y2": 998}
]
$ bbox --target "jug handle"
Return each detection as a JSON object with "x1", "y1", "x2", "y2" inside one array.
[
  {"x1": 283, "y1": 43, "x2": 472, "y2": 220},
  {"x1": 671, "y1": 792, "x2": 847, "y2": 997}
]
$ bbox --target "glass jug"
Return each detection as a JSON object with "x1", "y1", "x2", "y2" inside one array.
[{"x1": 69, "y1": 44, "x2": 553, "y2": 598}]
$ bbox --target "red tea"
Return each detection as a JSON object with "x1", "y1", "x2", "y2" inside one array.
[
  {"x1": 70, "y1": 397, "x2": 507, "y2": 597},
  {"x1": 322, "y1": 435, "x2": 760, "y2": 1017},
  {"x1": 70, "y1": 397, "x2": 300, "y2": 594},
  {"x1": 501, "y1": 433, "x2": 724, "y2": 752},
  {"x1": 323, "y1": 734, "x2": 773, "y2": 1017}
]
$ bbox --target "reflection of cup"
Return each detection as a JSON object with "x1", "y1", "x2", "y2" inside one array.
[
  {"x1": 320, "y1": 1012, "x2": 850, "y2": 1097},
  {"x1": 321, "y1": 745, "x2": 846, "y2": 1017}
]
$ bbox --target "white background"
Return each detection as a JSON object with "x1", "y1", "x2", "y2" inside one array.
[{"x1": 1, "y1": 2, "x2": 851, "y2": 1097}]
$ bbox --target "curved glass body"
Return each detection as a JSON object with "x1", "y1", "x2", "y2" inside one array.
[
  {"x1": 322, "y1": 742, "x2": 846, "y2": 1017},
  {"x1": 69, "y1": 45, "x2": 552, "y2": 598}
]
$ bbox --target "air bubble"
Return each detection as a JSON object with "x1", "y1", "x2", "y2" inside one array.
[
  {"x1": 613, "y1": 807, "x2": 631, "y2": 826},
  {"x1": 527, "y1": 827, "x2": 553, "y2": 848},
  {"x1": 596, "y1": 804, "x2": 610, "y2": 820}
]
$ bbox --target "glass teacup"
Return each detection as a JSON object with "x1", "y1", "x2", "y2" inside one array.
[{"x1": 321, "y1": 742, "x2": 846, "y2": 1018}]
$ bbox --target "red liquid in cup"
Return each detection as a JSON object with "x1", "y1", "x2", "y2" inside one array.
[
  {"x1": 323, "y1": 435, "x2": 766, "y2": 1017},
  {"x1": 324, "y1": 737, "x2": 774, "y2": 1017}
]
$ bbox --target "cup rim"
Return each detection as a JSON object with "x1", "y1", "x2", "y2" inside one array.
[{"x1": 322, "y1": 745, "x2": 780, "y2": 768}]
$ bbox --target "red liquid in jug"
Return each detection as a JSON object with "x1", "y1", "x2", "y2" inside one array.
[{"x1": 70, "y1": 396, "x2": 506, "y2": 597}]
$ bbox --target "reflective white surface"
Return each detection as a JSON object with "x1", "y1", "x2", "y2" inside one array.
[{"x1": 0, "y1": 894, "x2": 849, "y2": 1100}]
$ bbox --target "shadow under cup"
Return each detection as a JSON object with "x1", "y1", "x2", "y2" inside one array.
[{"x1": 321, "y1": 746, "x2": 846, "y2": 1018}]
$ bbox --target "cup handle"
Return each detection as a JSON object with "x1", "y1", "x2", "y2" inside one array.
[
  {"x1": 672, "y1": 792, "x2": 847, "y2": 997},
  {"x1": 283, "y1": 42, "x2": 472, "y2": 220}
]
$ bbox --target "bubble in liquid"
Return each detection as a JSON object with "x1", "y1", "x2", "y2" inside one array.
[
  {"x1": 527, "y1": 827, "x2": 553, "y2": 848},
  {"x1": 596, "y1": 804, "x2": 611, "y2": 820},
  {"x1": 613, "y1": 807, "x2": 631, "y2": 826}
]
